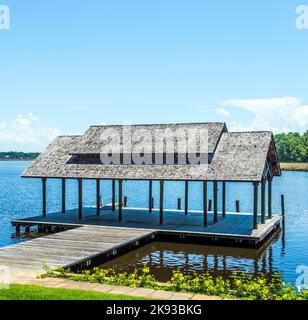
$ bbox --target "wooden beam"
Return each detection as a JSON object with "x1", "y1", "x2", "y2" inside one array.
[
  {"x1": 160, "y1": 180, "x2": 164, "y2": 224},
  {"x1": 112, "y1": 179, "x2": 116, "y2": 212},
  {"x1": 185, "y1": 181, "x2": 189, "y2": 215},
  {"x1": 253, "y1": 182, "x2": 259, "y2": 229},
  {"x1": 213, "y1": 181, "x2": 218, "y2": 223},
  {"x1": 42, "y1": 178, "x2": 46, "y2": 217},
  {"x1": 61, "y1": 178, "x2": 66, "y2": 214},
  {"x1": 118, "y1": 180, "x2": 123, "y2": 222},
  {"x1": 203, "y1": 181, "x2": 208, "y2": 227},
  {"x1": 78, "y1": 178, "x2": 83, "y2": 220},
  {"x1": 261, "y1": 179, "x2": 266, "y2": 224},
  {"x1": 222, "y1": 182, "x2": 226, "y2": 218},
  {"x1": 268, "y1": 177, "x2": 272, "y2": 219},
  {"x1": 96, "y1": 179, "x2": 100, "y2": 216},
  {"x1": 149, "y1": 180, "x2": 153, "y2": 213}
]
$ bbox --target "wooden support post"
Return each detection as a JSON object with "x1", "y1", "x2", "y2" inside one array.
[
  {"x1": 236, "y1": 200, "x2": 240, "y2": 213},
  {"x1": 213, "y1": 181, "x2": 218, "y2": 223},
  {"x1": 78, "y1": 178, "x2": 83, "y2": 220},
  {"x1": 203, "y1": 181, "x2": 208, "y2": 227},
  {"x1": 208, "y1": 199, "x2": 212, "y2": 211},
  {"x1": 268, "y1": 177, "x2": 272, "y2": 219},
  {"x1": 222, "y1": 182, "x2": 226, "y2": 218},
  {"x1": 151, "y1": 197, "x2": 154, "y2": 209},
  {"x1": 261, "y1": 179, "x2": 266, "y2": 224},
  {"x1": 185, "y1": 181, "x2": 189, "y2": 215},
  {"x1": 112, "y1": 179, "x2": 116, "y2": 212},
  {"x1": 124, "y1": 196, "x2": 128, "y2": 208},
  {"x1": 149, "y1": 180, "x2": 153, "y2": 213},
  {"x1": 281, "y1": 194, "x2": 285, "y2": 218},
  {"x1": 253, "y1": 182, "x2": 259, "y2": 230},
  {"x1": 61, "y1": 178, "x2": 66, "y2": 214},
  {"x1": 42, "y1": 177, "x2": 46, "y2": 217},
  {"x1": 177, "y1": 198, "x2": 182, "y2": 210},
  {"x1": 118, "y1": 180, "x2": 123, "y2": 222},
  {"x1": 96, "y1": 179, "x2": 100, "y2": 216},
  {"x1": 160, "y1": 180, "x2": 164, "y2": 224}
]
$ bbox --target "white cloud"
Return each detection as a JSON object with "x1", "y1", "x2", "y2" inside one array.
[
  {"x1": 0, "y1": 113, "x2": 61, "y2": 151},
  {"x1": 217, "y1": 108, "x2": 231, "y2": 117},
  {"x1": 222, "y1": 97, "x2": 308, "y2": 133}
]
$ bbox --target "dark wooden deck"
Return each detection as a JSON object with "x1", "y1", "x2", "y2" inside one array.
[{"x1": 12, "y1": 207, "x2": 282, "y2": 246}]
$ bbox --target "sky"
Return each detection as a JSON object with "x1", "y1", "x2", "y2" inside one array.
[{"x1": 0, "y1": 0, "x2": 308, "y2": 151}]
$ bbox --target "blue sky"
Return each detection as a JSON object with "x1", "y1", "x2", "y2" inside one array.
[{"x1": 0, "y1": 0, "x2": 308, "y2": 151}]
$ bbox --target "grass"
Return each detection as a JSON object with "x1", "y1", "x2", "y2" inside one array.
[
  {"x1": 280, "y1": 162, "x2": 308, "y2": 172},
  {"x1": 0, "y1": 284, "x2": 148, "y2": 300}
]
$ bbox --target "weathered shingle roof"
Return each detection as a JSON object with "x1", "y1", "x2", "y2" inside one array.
[
  {"x1": 22, "y1": 135, "x2": 209, "y2": 180},
  {"x1": 22, "y1": 123, "x2": 281, "y2": 182},
  {"x1": 207, "y1": 132, "x2": 280, "y2": 182}
]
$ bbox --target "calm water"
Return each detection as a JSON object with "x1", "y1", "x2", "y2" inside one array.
[{"x1": 0, "y1": 161, "x2": 307, "y2": 284}]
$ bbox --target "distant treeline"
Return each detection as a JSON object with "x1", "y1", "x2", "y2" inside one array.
[
  {"x1": 0, "y1": 151, "x2": 40, "y2": 160},
  {"x1": 275, "y1": 131, "x2": 308, "y2": 163}
]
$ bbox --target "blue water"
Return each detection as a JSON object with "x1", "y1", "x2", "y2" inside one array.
[{"x1": 0, "y1": 161, "x2": 307, "y2": 284}]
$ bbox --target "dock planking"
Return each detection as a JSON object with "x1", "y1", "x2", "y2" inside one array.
[
  {"x1": 12, "y1": 207, "x2": 282, "y2": 241},
  {"x1": 0, "y1": 226, "x2": 155, "y2": 272}
]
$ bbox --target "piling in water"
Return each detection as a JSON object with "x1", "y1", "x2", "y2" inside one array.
[
  {"x1": 281, "y1": 194, "x2": 285, "y2": 218},
  {"x1": 208, "y1": 199, "x2": 212, "y2": 212},
  {"x1": 236, "y1": 200, "x2": 240, "y2": 213},
  {"x1": 177, "y1": 198, "x2": 182, "y2": 210}
]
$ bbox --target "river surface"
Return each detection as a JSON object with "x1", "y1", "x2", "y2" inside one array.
[{"x1": 0, "y1": 161, "x2": 307, "y2": 284}]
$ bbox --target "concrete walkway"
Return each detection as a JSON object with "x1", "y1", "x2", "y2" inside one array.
[{"x1": 6, "y1": 268, "x2": 229, "y2": 300}]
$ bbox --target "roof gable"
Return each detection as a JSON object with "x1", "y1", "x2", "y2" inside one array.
[{"x1": 207, "y1": 132, "x2": 281, "y2": 181}]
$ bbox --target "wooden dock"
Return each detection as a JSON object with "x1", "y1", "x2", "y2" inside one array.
[
  {"x1": 11, "y1": 207, "x2": 282, "y2": 249},
  {"x1": 0, "y1": 207, "x2": 282, "y2": 273},
  {"x1": 0, "y1": 226, "x2": 155, "y2": 272}
]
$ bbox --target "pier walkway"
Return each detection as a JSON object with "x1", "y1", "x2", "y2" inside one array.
[{"x1": 0, "y1": 225, "x2": 154, "y2": 271}]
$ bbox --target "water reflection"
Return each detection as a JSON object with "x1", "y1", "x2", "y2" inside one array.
[{"x1": 102, "y1": 232, "x2": 281, "y2": 283}]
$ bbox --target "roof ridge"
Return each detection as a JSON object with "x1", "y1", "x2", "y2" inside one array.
[
  {"x1": 57, "y1": 135, "x2": 82, "y2": 137},
  {"x1": 89, "y1": 122, "x2": 226, "y2": 128},
  {"x1": 227, "y1": 131, "x2": 273, "y2": 134}
]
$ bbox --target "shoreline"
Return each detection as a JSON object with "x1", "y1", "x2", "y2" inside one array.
[
  {"x1": 0, "y1": 158, "x2": 36, "y2": 161},
  {"x1": 280, "y1": 163, "x2": 308, "y2": 172}
]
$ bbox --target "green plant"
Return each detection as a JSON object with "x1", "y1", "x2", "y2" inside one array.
[{"x1": 40, "y1": 264, "x2": 308, "y2": 300}]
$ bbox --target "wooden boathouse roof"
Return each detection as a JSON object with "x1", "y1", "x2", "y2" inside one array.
[{"x1": 21, "y1": 122, "x2": 281, "y2": 182}]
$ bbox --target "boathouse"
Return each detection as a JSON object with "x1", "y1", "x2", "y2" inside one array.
[{"x1": 21, "y1": 122, "x2": 281, "y2": 232}]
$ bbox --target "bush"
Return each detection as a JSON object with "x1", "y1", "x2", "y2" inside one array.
[{"x1": 41, "y1": 264, "x2": 308, "y2": 300}]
